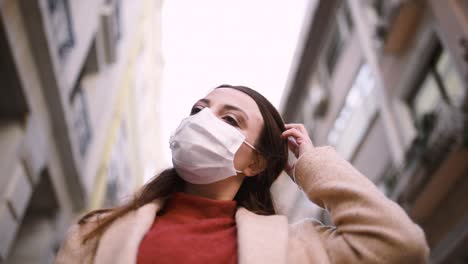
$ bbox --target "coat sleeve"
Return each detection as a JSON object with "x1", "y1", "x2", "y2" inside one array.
[
  {"x1": 54, "y1": 223, "x2": 98, "y2": 264},
  {"x1": 290, "y1": 146, "x2": 430, "y2": 264}
]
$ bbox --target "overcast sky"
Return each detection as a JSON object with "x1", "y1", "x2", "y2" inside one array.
[{"x1": 159, "y1": 0, "x2": 311, "y2": 166}]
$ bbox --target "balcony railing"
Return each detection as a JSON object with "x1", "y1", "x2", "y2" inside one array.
[
  {"x1": 366, "y1": 0, "x2": 425, "y2": 55},
  {"x1": 387, "y1": 102, "x2": 467, "y2": 203}
]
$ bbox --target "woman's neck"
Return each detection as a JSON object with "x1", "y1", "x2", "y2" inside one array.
[{"x1": 183, "y1": 174, "x2": 245, "y2": 201}]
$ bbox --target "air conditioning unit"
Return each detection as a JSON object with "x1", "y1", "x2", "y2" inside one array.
[
  {"x1": 100, "y1": 0, "x2": 120, "y2": 64},
  {"x1": 83, "y1": 36, "x2": 106, "y2": 74}
]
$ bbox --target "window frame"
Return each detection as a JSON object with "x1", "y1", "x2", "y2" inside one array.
[
  {"x1": 327, "y1": 63, "x2": 379, "y2": 160},
  {"x1": 323, "y1": 2, "x2": 354, "y2": 77},
  {"x1": 406, "y1": 42, "x2": 462, "y2": 125}
]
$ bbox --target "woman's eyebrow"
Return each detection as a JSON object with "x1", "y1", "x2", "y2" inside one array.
[
  {"x1": 197, "y1": 98, "x2": 210, "y2": 105},
  {"x1": 195, "y1": 98, "x2": 249, "y2": 121},
  {"x1": 222, "y1": 104, "x2": 249, "y2": 121}
]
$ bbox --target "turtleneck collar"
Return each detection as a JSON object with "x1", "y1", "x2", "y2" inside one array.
[{"x1": 160, "y1": 192, "x2": 238, "y2": 221}]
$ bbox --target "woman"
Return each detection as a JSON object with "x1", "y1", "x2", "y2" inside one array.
[{"x1": 56, "y1": 85, "x2": 429, "y2": 264}]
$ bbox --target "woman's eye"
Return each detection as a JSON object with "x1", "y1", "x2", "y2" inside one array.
[
  {"x1": 190, "y1": 107, "x2": 203, "y2": 115},
  {"x1": 223, "y1": 116, "x2": 239, "y2": 127}
]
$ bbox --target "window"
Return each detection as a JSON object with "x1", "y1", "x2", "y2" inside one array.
[
  {"x1": 412, "y1": 74, "x2": 442, "y2": 121},
  {"x1": 452, "y1": 0, "x2": 468, "y2": 24},
  {"x1": 105, "y1": 0, "x2": 122, "y2": 41},
  {"x1": 369, "y1": 0, "x2": 385, "y2": 17},
  {"x1": 325, "y1": 26, "x2": 344, "y2": 76},
  {"x1": 6, "y1": 170, "x2": 59, "y2": 263},
  {"x1": 436, "y1": 50, "x2": 464, "y2": 107},
  {"x1": 328, "y1": 63, "x2": 378, "y2": 160},
  {"x1": 105, "y1": 120, "x2": 131, "y2": 206},
  {"x1": 325, "y1": 2, "x2": 354, "y2": 76},
  {"x1": 408, "y1": 44, "x2": 464, "y2": 123},
  {"x1": 115, "y1": 0, "x2": 122, "y2": 41},
  {"x1": 70, "y1": 79, "x2": 92, "y2": 158},
  {"x1": 101, "y1": 0, "x2": 122, "y2": 64},
  {"x1": 343, "y1": 4, "x2": 354, "y2": 30},
  {"x1": 0, "y1": 22, "x2": 28, "y2": 118},
  {"x1": 364, "y1": 0, "x2": 388, "y2": 25},
  {"x1": 47, "y1": 0, "x2": 75, "y2": 61},
  {"x1": 362, "y1": 0, "x2": 403, "y2": 50}
]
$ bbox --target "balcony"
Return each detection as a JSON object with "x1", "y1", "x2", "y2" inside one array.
[
  {"x1": 391, "y1": 102, "x2": 467, "y2": 218},
  {"x1": 367, "y1": 0, "x2": 425, "y2": 55}
]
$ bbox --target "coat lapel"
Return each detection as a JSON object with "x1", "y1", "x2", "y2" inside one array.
[
  {"x1": 94, "y1": 200, "x2": 162, "y2": 264},
  {"x1": 235, "y1": 208, "x2": 289, "y2": 264},
  {"x1": 93, "y1": 200, "x2": 289, "y2": 264}
]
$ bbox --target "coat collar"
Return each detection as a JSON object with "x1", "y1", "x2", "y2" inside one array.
[
  {"x1": 235, "y1": 207, "x2": 289, "y2": 264},
  {"x1": 94, "y1": 201, "x2": 162, "y2": 264},
  {"x1": 94, "y1": 199, "x2": 289, "y2": 264}
]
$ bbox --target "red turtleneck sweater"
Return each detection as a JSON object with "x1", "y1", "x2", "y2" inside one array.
[{"x1": 137, "y1": 192, "x2": 238, "y2": 264}]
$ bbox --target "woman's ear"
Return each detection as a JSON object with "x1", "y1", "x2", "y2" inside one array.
[{"x1": 244, "y1": 153, "x2": 267, "y2": 176}]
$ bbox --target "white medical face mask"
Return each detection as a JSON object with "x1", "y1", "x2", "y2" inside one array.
[{"x1": 169, "y1": 107, "x2": 257, "y2": 184}]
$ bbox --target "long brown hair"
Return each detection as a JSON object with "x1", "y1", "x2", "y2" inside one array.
[{"x1": 78, "y1": 84, "x2": 288, "y2": 243}]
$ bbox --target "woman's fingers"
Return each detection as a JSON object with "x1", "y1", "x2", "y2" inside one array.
[
  {"x1": 285, "y1": 123, "x2": 308, "y2": 135},
  {"x1": 282, "y1": 123, "x2": 315, "y2": 180},
  {"x1": 281, "y1": 127, "x2": 303, "y2": 140},
  {"x1": 281, "y1": 124, "x2": 315, "y2": 158},
  {"x1": 287, "y1": 136, "x2": 299, "y2": 148},
  {"x1": 287, "y1": 136, "x2": 299, "y2": 156}
]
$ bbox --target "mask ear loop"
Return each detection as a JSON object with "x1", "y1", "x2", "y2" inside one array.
[
  {"x1": 235, "y1": 140, "x2": 258, "y2": 173},
  {"x1": 242, "y1": 140, "x2": 257, "y2": 151}
]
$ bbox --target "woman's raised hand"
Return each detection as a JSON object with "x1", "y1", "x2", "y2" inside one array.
[
  {"x1": 281, "y1": 124, "x2": 314, "y2": 157},
  {"x1": 281, "y1": 124, "x2": 315, "y2": 178}
]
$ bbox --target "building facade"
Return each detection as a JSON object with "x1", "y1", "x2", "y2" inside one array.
[
  {"x1": 0, "y1": 0, "x2": 163, "y2": 262},
  {"x1": 281, "y1": 0, "x2": 468, "y2": 263}
]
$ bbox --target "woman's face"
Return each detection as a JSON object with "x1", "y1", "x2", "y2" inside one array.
[{"x1": 190, "y1": 88, "x2": 265, "y2": 176}]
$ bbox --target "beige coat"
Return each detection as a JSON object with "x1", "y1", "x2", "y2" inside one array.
[{"x1": 55, "y1": 147, "x2": 429, "y2": 264}]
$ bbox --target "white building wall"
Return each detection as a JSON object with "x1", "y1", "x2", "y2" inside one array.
[{"x1": 0, "y1": 0, "x2": 163, "y2": 261}]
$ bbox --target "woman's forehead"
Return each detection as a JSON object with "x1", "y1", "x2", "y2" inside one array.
[
  {"x1": 203, "y1": 88, "x2": 264, "y2": 124},
  {"x1": 204, "y1": 88, "x2": 256, "y2": 111}
]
